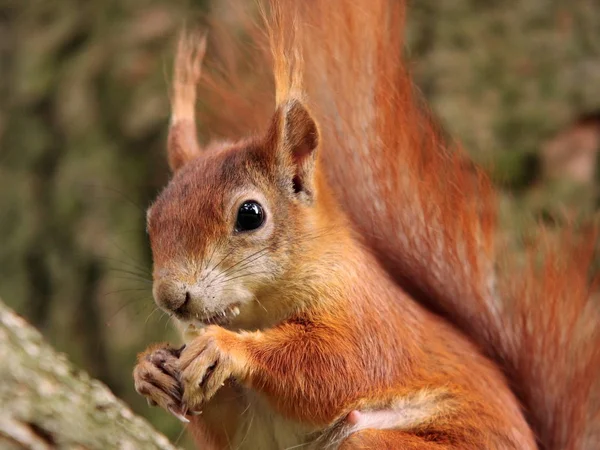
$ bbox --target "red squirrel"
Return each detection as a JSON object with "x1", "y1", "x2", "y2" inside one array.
[{"x1": 133, "y1": 1, "x2": 600, "y2": 449}]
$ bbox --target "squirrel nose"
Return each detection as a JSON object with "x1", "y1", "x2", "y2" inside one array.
[
  {"x1": 153, "y1": 281, "x2": 191, "y2": 316},
  {"x1": 174, "y1": 291, "x2": 191, "y2": 316}
]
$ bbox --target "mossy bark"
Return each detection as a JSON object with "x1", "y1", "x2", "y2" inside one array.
[{"x1": 0, "y1": 298, "x2": 178, "y2": 450}]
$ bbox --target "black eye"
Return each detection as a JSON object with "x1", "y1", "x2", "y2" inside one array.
[{"x1": 235, "y1": 201, "x2": 265, "y2": 232}]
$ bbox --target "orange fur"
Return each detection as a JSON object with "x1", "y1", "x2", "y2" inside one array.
[
  {"x1": 132, "y1": 1, "x2": 600, "y2": 449},
  {"x1": 161, "y1": 161, "x2": 535, "y2": 448},
  {"x1": 277, "y1": 3, "x2": 600, "y2": 449}
]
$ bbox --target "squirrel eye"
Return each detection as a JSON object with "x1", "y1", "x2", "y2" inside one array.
[{"x1": 235, "y1": 201, "x2": 265, "y2": 232}]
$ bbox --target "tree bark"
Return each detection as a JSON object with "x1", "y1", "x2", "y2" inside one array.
[{"x1": 0, "y1": 298, "x2": 178, "y2": 450}]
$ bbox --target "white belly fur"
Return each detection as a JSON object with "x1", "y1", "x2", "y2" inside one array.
[{"x1": 229, "y1": 390, "x2": 318, "y2": 450}]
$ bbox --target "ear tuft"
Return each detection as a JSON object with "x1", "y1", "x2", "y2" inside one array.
[{"x1": 167, "y1": 30, "x2": 207, "y2": 172}]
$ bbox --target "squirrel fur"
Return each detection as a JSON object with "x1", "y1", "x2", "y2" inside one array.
[{"x1": 133, "y1": 1, "x2": 600, "y2": 449}]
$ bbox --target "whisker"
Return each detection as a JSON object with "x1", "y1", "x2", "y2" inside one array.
[
  {"x1": 157, "y1": 310, "x2": 168, "y2": 326},
  {"x1": 209, "y1": 226, "x2": 336, "y2": 279},
  {"x1": 212, "y1": 227, "x2": 339, "y2": 283},
  {"x1": 106, "y1": 264, "x2": 151, "y2": 278},
  {"x1": 206, "y1": 245, "x2": 239, "y2": 280},
  {"x1": 284, "y1": 441, "x2": 313, "y2": 450},
  {"x1": 145, "y1": 307, "x2": 161, "y2": 325},
  {"x1": 105, "y1": 297, "x2": 153, "y2": 326},
  {"x1": 101, "y1": 287, "x2": 150, "y2": 298},
  {"x1": 106, "y1": 268, "x2": 152, "y2": 281},
  {"x1": 214, "y1": 271, "x2": 273, "y2": 285},
  {"x1": 98, "y1": 255, "x2": 151, "y2": 275},
  {"x1": 234, "y1": 403, "x2": 255, "y2": 450},
  {"x1": 110, "y1": 275, "x2": 153, "y2": 285},
  {"x1": 211, "y1": 247, "x2": 272, "y2": 283},
  {"x1": 166, "y1": 313, "x2": 176, "y2": 331},
  {"x1": 107, "y1": 237, "x2": 150, "y2": 271},
  {"x1": 203, "y1": 241, "x2": 220, "y2": 275},
  {"x1": 254, "y1": 297, "x2": 268, "y2": 313},
  {"x1": 173, "y1": 424, "x2": 188, "y2": 447},
  {"x1": 107, "y1": 269, "x2": 151, "y2": 282}
]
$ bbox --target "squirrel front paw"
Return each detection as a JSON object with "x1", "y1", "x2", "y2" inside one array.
[
  {"x1": 179, "y1": 326, "x2": 247, "y2": 412},
  {"x1": 133, "y1": 343, "x2": 188, "y2": 422}
]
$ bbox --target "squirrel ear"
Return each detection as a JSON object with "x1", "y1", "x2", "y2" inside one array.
[
  {"x1": 269, "y1": 99, "x2": 320, "y2": 201},
  {"x1": 167, "y1": 31, "x2": 207, "y2": 172}
]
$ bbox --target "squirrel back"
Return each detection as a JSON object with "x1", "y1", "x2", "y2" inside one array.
[{"x1": 184, "y1": 1, "x2": 600, "y2": 448}]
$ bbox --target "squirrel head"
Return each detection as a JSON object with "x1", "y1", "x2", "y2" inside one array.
[{"x1": 148, "y1": 89, "x2": 326, "y2": 328}]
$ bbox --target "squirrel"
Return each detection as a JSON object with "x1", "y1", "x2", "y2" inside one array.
[{"x1": 133, "y1": 1, "x2": 600, "y2": 449}]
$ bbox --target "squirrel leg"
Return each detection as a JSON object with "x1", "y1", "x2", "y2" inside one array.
[{"x1": 178, "y1": 322, "x2": 391, "y2": 425}]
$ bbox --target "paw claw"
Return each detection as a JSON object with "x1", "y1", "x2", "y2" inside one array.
[
  {"x1": 173, "y1": 344, "x2": 186, "y2": 358},
  {"x1": 168, "y1": 405, "x2": 190, "y2": 423}
]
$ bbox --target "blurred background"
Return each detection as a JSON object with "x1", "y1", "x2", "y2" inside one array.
[{"x1": 0, "y1": 0, "x2": 599, "y2": 446}]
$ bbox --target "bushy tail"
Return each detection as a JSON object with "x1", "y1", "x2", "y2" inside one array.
[
  {"x1": 497, "y1": 229, "x2": 600, "y2": 449},
  {"x1": 189, "y1": 1, "x2": 600, "y2": 448}
]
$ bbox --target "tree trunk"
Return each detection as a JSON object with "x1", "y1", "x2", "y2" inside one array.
[{"x1": 0, "y1": 298, "x2": 178, "y2": 450}]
